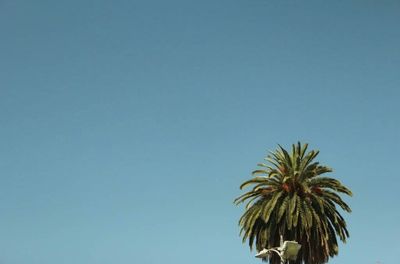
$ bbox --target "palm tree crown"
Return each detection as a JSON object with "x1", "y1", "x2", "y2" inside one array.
[{"x1": 234, "y1": 143, "x2": 352, "y2": 264}]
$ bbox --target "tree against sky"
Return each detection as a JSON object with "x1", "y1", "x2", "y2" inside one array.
[{"x1": 235, "y1": 143, "x2": 352, "y2": 264}]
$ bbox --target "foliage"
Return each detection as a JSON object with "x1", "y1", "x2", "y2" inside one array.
[{"x1": 234, "y1": 143, "x2": 352, "y2": 264}]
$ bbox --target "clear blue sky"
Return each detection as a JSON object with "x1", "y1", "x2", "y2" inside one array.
[{"x1": 1, "y1": 1, "x2": 399, "y2": 263}]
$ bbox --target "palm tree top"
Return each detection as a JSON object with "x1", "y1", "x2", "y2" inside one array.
[{"x1": 235, "y1": 142, "x2": 352, "y2": 264}]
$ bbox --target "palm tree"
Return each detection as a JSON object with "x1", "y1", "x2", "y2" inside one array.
[{"x1": 234, "y1": 142, "x2": 352, "y2": 264}]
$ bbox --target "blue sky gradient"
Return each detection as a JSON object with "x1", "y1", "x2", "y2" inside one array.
[{"x1": 1, "y1": 1, "x2": 399, "y2": 263}]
